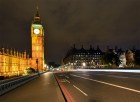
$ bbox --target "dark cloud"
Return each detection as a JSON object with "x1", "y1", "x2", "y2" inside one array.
[{"x1": 0, "y1": 0, "x2": 140, "y2": 63}]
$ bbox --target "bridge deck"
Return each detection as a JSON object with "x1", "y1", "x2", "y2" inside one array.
[{"x1": 0, "y1": 72, "x2": 65, "y2": 102}]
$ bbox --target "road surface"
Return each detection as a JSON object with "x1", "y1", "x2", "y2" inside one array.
[{"x1": 54, "y1": 71, "x2": 140, "y2": 102}]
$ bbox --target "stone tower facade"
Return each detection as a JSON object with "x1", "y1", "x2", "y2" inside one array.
[{"x1": 31, "y1": 6, "x2": 44, "y2": 71}]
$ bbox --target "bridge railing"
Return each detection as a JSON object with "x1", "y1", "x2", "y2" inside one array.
[{"x1": 0, "y1": 71, "x2": 46, "y2": 96}]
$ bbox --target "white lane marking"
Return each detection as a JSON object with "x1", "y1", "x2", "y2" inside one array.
[
  {"x1": 108, "y1": 75, "x2": 128, "y2": 79},
  {"x1": 73, "y1": 85, "x2": 88, "y2": 96},
  {"x1": 65, "y1": 79, "x2": 70, "y2": 83},
  {"x1": 60, "y1": 79, "x2": 66, "y2": 82},
  {"x1": 71, "y1": 74, "x2": 140, "y2": 94},
  {"x1": 65, "y1": 76, "x2": 69, "y2": 78},
  {"x1": 60, "y1": 79, "x2": 70, "y2": 83},
  {"x1": 94, "y1": 74, "x2": 128, "y2": 78}
]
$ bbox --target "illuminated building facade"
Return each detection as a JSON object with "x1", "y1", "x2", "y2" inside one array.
[
  {"x1": 31, "y1": 7, "x2": 44, "y2": 71},
  {"x1": 0, "y1": 48, "x2": 31, "y2": 77},
  {"x1": 0, "y1": 7, "x2": 44, "y2": 78},
  {"x1": 63, "y1": 45, "x2": 104, "y2": 69}
]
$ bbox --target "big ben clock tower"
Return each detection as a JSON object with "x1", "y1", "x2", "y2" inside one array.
[{"x1": 31, "y1": 7, "x2": 44, "y2": 71}]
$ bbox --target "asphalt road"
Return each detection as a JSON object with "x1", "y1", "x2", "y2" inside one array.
[{"x1": 54, "y1": 71, "x2": 140, "y2": 102}]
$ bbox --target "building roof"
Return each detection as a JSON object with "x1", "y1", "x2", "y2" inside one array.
[{"x1": 64, "y1": 45, "x2": 104, "y2": 59}]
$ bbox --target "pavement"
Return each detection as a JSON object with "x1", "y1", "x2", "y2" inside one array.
[{"x1": 0, "y1": 72, "x2": 66, "y2": 102}]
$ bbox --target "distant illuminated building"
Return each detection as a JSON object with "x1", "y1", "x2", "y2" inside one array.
[
  {"x1": 0, "y1": 7, "x2": 45, "y2": 78},
  {"x1": 63, "y1": 45, "x2": 104, "y2": 69}
]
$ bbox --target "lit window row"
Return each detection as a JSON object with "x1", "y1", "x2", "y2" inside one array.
[{"x1": 74, "y1": 52, "x2": 101, "y2": 55}]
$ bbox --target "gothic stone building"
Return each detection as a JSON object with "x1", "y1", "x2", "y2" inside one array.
[{"x1": 0, "y1": 7, "x2": 45, "y2": 78}]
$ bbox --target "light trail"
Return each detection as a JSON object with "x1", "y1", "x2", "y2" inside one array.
[{"x1": 77, "y1": 69, "x2": 140, "y2": 73}]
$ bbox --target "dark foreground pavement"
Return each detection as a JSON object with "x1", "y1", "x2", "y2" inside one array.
[{"x1": 0, "y1": 72, "x2": 65, "y2": 102}]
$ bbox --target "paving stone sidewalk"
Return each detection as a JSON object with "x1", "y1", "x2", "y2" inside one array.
[{"x1": 0, "y1": 72, "x2": 65, "y2": 102}]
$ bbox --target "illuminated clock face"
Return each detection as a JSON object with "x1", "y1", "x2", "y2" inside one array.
[{"x1": 34, "y1": 29, "x2": 40, "y2": 34}]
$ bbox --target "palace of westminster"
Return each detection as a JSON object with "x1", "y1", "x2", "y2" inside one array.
[{"x1": 0, "y1": 7, "x2": 44, "y2": 77}]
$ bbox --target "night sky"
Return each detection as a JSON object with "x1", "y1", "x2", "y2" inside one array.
[{"x1": 0, "y1": 0, "x2": 140, "y2": 64}]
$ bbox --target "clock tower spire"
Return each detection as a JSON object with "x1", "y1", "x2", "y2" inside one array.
[
  {"x1": 31, "y1": 6, "x2": 44, "y2": 71},
  {"x1": 32, "y1": 6, "x2": 41, "y2": 24}
]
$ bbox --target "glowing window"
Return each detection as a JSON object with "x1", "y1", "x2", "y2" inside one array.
[{"x1": 36, "y1": 46, "x2": 39, "y2": 50}]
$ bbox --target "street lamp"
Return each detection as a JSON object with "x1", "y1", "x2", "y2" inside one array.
[
  {"x1": 82, "y1": 62, "x2": 86, "y2": 68},
  {"x1": 36, "y1": 59, "x2": 39, "y2": 76}
]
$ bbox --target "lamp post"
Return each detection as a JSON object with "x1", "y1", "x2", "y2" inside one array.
[
  {"x1": 75, "y1": 61, "x2": 77, "y2": 69},
  {"x1": 36, "y1": 59, "x2": 39, "y2": 76}
]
